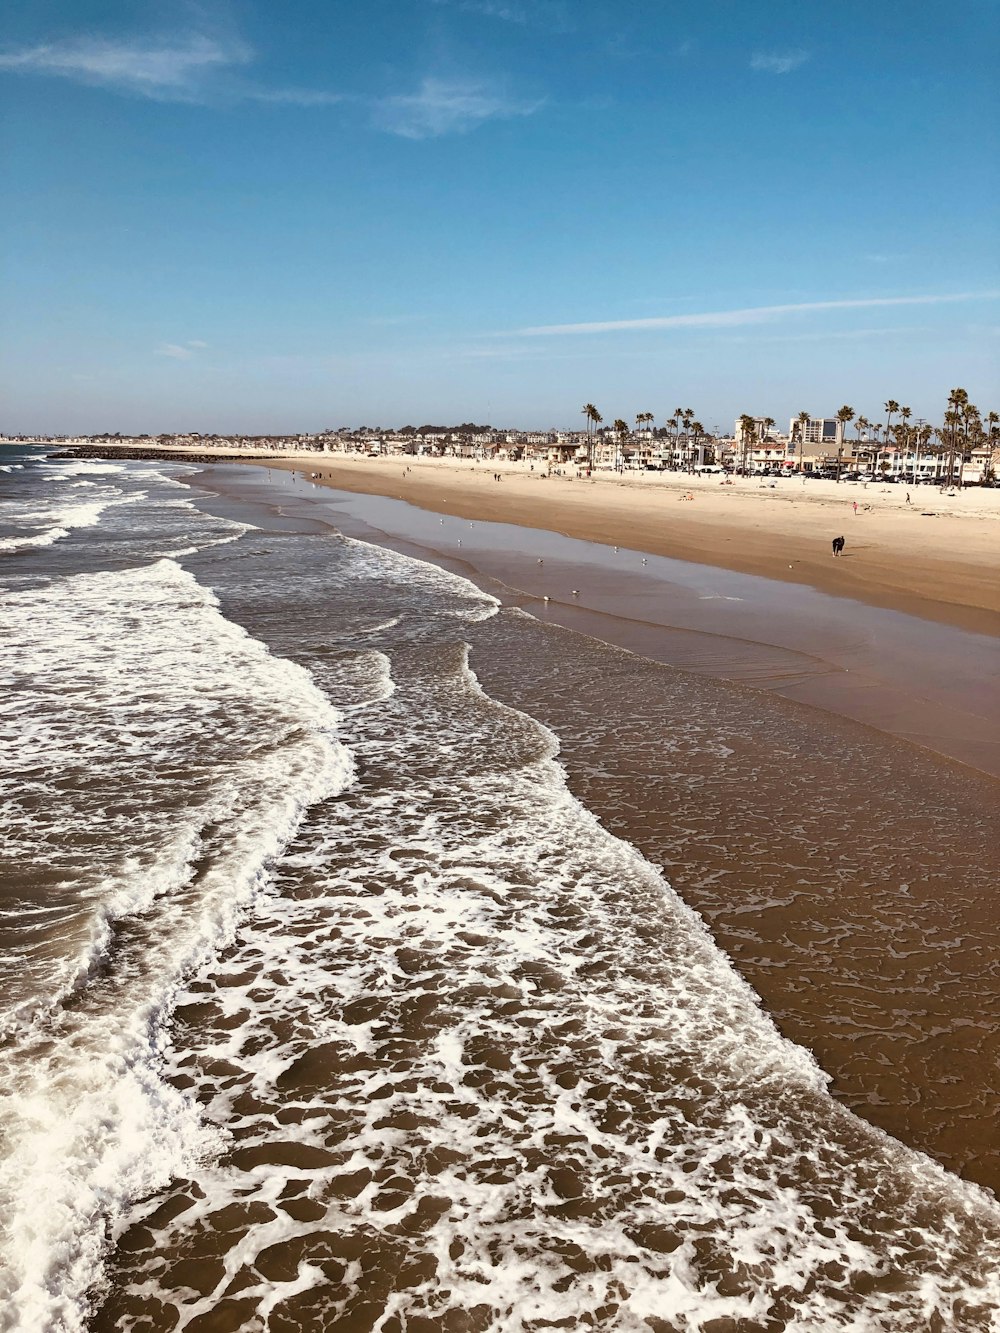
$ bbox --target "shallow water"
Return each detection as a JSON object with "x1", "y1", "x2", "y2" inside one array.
[{"x1": 2, "y1": 447, "x2": 999, "y2": 1331}]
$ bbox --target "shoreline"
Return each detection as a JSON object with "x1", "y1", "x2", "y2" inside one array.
[
  {"x1": 183, "y1": 460, "x2": 1000, "y2": 1195},
  {"x1": 52, "y1": 444, "x2": 1000, "y2": 635},
  {"x1": 190, "y1": 462, "x2": 1000, "y2": 783}
]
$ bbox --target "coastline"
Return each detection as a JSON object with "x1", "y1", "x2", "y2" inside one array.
[
  {"x1": 53, "y1": 444, "x2": 1000, "y2": 635},
  {"x1": 182, "y1": 457, "x2": 1000, "y2": 782},
  {"x1": 296, "y1": 455, "x2": 1000, "y2": 635},
  {"x1": 182, "y1": 459, "x2": 1000, "y2": 1195}
]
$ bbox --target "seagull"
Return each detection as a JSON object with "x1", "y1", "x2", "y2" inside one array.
[
  {"x1": 571, "y1": 589, "x2": 579, "y2": 596},
  {"x1": 543, "y1": 595, "x2": 550, "y2": 602},
  {"x1": 641, "y1": 558, "x2": 647, "y2": 564},
  {"x1": 537, "y1": 558, "x2": 543, "y2": 564}
]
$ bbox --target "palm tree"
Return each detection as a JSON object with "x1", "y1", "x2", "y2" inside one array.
[
  {"x1": 581, "y1": 403, "x2": 602, "y2": 470},
  {"x1": 758, "y1": 417, "x2": 775, "y2": 473},
  {"x1": 959, "y1": 400, "x2": 980, "y2": 487},
  {"x1": 982, "y1": 412, "x2": 999, "y2": 485},
  {"x1": 795, "y1": 411, "x2": 810, "y2": 474},
  {"x1": 944, "y1": 388, "x2": 968, "y2": 485},
  {"x1": 635, "y1": 412, "x2": 653, "y2": 466},
  {"x1": 671, "y1": 407, "x2": 684, "y2": 468},
  {"x1": 883, "y1": 400, "x2": 900, "y2": 472},
  {"x1": 738, "y1": 414, "x2": 756, "y2": 474},
  {"x1": 690, "y1": 420, "x2": 706, "y2": 470},
  {"x1": 613, "y1": 418, "x2": 629, "y2": 472},
  {"x1": 682, "y1": 409, "x2": 696, "y2": 470},
  {"x1": 855, "y1": 415, "x2": 869, "y2": 472},
  {"x1": 867, "y1": 422, "x2": 882, "y2": 473},
  {"x1": 898, "y1": 406, "x2": 912, "y2": 480},
  {"x1": 835, "y1": 406, "x2": 854, "y2": 481},
  {"x1": 665, "y1": 414, "x2": 678, "y2": 466}
]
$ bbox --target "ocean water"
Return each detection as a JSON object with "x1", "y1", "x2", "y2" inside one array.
[{"x1": 1, "y1": 444, "x2": 999, "y2": 1332}]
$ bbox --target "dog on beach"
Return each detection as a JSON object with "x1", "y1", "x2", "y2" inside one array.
[{"x1": 831, "y1": 536, "x2": 845, "y2": 557}]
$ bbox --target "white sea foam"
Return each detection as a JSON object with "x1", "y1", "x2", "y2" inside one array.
[
  {"x1": 343, "y1": 534, "x2": 500, "y2": 622},
  {"x1": 99, "y1": 593, "x2": 1000, "y2": 1330},
  {"x1": 0, "y1": 559, "x2": 354, "y2": 1330},
  {"x1": 6, "y1": 506, "x2": 999, "y2": 1330},
  {"x1": 0, "y1": 497, "x2": 125, "y2": 553}
]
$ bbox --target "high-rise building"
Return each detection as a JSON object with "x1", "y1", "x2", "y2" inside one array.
[{"x1": 789, "y1": 416, "x2": 843, "y2": 445}]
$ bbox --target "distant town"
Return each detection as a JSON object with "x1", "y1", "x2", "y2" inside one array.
[{"x1": 8, "y1": 393, "x2": 998, "y2": 486}]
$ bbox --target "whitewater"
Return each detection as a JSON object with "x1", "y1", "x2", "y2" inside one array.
[{"x1": 1, "y1": 445, "x2": 998, "y2": 1331}]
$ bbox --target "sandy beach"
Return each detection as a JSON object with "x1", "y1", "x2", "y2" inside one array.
[
  {"x1": 300, "y1": 454, "x2": 1000, "y2": 635},
  {"x1": 69, "y1": 443, "x2": 1000, "y2": 634}
]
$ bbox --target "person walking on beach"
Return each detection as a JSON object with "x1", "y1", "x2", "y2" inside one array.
[
  {"x1": 853, "y1": 500, "x2": 858, "y2": 516},
  {"x1": 832, "y1": 536, "x2": 845, "y2": 557}
]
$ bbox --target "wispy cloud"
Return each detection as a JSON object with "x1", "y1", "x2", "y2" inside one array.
[
  {"x1": 372, "y1": 76, "x2": 542, "y2": 139},
  {"x1": 0, "y1": 33, "x2": 251, "y2": 100},
  {"x1": 513, "y1": 292, "x2": 1000, "y2": 336},
  {"x1": 750, "y1": 49, "x2": 809, "y2": 74},
  {"x1": 156, "y1": 340, "x2": 206, "y2": 360},
  {"x1": 717, "y1": 326, "x2": 928, "y2": 346},
  {"x1": 430, "y1": 0, "x2": 574, "y2": 31},
  {"x1": 0, "y1": 31, "x2": 542, "y2": 138}
]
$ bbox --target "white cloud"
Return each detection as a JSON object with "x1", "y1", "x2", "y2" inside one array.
[
  {"x1": 372, "y1": 76, "x2": 542, "y2": 139},
  {"x1": 0, "y1": 33, "x2": 541, "y2": 138},
  {"x1": 156, "y1": 341, "x2": 208, "y2": 360},
  {"x1": 513, "y1": 292, "x2": 1000, "y2": 337},
  {"x1": 0, "y1": 34, "x2": 252, "y2": 100},
  {"x1": 750, "y1": 49, "x2": 809, "y2": 74}
]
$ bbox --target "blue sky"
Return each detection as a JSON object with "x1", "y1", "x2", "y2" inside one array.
[{"x1": 1, "y1": 0, "x2": 997, "y2": 433}]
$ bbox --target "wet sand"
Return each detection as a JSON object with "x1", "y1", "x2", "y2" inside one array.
[
  {"x1": 249, "y1": 468, "x2": 1000, "y2": 781},
  {"x1": 280, "y1": 453, "x2": 1000, "y2": 636},
  {"x1": 192, "y1": 464, "x2": 1000, "y2": 1193}
]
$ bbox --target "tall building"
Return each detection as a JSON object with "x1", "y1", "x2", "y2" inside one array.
[
  {"x1": 733, "y1": 416, "x2": 785, "y2": 442},
  {"x1": 789, "y1": 416, "x2": 843, "y2": 446}
]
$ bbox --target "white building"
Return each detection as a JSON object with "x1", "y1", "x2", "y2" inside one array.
[{"x1": 789, "y1": 416, "x2": 844, "y2": 447}]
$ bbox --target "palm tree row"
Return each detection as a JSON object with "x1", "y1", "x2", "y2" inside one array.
[
  {"x1": 583, "y1": 396, "x2": 998, "y2": 483},
  {"x1": 581, "y1": 404, "x2": 709, "y2": 472}
]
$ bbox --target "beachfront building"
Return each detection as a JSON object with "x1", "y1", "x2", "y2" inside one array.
[
  {"x1": 733, "y1": 417, "x2": 798, "y2": 472},
  {"x1": 789, "y1": 416, "x2": 844, "y2": 448}
]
